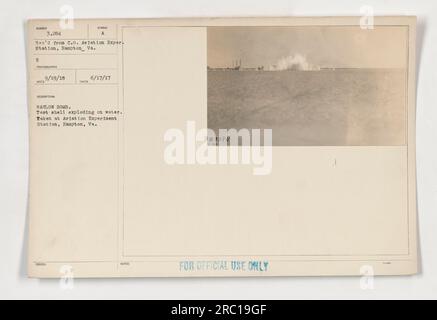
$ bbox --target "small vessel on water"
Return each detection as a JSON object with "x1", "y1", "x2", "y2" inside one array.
[{"x1": 231, "y1": 59, "x2": 241, "y2": 70}]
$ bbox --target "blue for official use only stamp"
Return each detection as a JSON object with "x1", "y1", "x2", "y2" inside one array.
[{"x1": 179, "y1": 260, "x2": 269, "y2": 273}]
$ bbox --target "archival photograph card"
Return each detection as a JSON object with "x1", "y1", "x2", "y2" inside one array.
[{"x1": 27, "y1": 16, "x2": 417, "y2": 277}]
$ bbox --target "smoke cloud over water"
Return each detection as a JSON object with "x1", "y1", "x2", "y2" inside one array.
[{"x1": 268, "y1": 54, "x2": 320, "y2": 71}]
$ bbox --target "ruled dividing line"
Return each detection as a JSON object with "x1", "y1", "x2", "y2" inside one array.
[
  {"x1": 34, "y1": 68, "x2": 118, "y2": 70},
  {"x1": 33, "y1": 53, "x2": 118, "y2": 56},
  {"x1": 33, "y1": 38, "x2": 118, "y2": 41},
  {"x1": 34, "y1": 83, "x2": 119, "y2": 86}
]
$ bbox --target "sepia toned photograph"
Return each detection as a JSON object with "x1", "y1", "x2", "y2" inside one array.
[{"x1": 207, "y1": 26, "x2": 408, "y2": 146}]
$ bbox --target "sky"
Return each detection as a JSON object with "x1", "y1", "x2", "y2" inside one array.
[{"x1": 207, "y1": 26, "x2": 408, "y2": 69}]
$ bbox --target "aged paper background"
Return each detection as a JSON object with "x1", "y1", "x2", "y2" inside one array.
[{"x1": 27, "y1": 17, "x2": 417, "y2": 277}]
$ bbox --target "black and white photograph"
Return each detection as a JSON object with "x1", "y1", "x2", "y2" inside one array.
[{"x1": 207, "y1": 26, "x2": 408, "y2": 146}]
